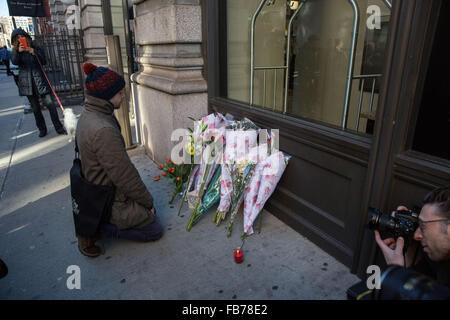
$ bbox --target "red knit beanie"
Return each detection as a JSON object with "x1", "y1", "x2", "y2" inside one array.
[{"x1": 82, "y1": 62, "x2": 125, "y2": 100}]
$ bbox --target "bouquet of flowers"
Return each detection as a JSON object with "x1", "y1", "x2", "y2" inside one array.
[
  {"x1": 226, "y1": 158, "x2": 257, "y2": 237},
  {"x1": 188, "y1": 114, "x2": 227, "y2": 199},
  {"x1": 155, "y1": 157, "x2": 193, "y2": 204},
  {"x1": 242, "y1": 150, "x2": 290, "y2": 236},
  {"x1": 189, "y1": 166, "x2": 222, "y2": 227},
  {"x1": 177, "y1": 113, "x2": 226, "y2": 216},
  {"x1": 213, "y1": 118, "x2": 260, "y2": 237},
  {"x1": 186, "y1": 153, "x2": 215, "y2": 231},
  {"x1": 185, "y1": 113, "x2": 228, "y2": 231}
]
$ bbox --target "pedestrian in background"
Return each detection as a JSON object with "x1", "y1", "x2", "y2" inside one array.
[
  {"x1": 10, "y1": 28, "x2": 66, "y2": 137},
  {"x1": 0, "y1": 45, "x2": 13, "y2": 76}
]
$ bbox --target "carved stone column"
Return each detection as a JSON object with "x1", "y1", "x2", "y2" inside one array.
[
  {"x1": 131, "y1": 0, "x2": 207, "y2": 163},
  {"x1": 79, "y1": 0, "x2": 108, "y2": 65}
]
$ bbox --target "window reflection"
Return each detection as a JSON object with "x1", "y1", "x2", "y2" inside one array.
[{"x1": 222, "y1": 0, "x2": 392, "y2": 135}]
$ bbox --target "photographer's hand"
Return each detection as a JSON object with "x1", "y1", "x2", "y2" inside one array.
[
  {"x1": 395, "y1": 205, "x2": 408, "y2": 214},
  {"x1": 391, "y1": 205, "x2": 421, "y2": 267},
  {"x1": 374, "y1": 230, "x2": 405, "y2": 267}
]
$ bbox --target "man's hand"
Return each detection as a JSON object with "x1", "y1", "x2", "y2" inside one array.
[
  {"x1": 373, "y1": 205, "x2": 419, "y2": 267},
  {"x1": 374, "y1": 230, "x2": 405, "y2": 266},
  {"x1": 26, "y1": 47, "x2": 34, "y2": 55},
  {"x1": 374, "y1": 205, "x2": 406, "y2": 266},
  {"x1": 18, "y1": 45, "x2": 25, "y2": 52}
]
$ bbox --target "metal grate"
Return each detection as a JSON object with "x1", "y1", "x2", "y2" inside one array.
[{"x1": 33, "y1": 25, "x2": 85, "y2": 106}]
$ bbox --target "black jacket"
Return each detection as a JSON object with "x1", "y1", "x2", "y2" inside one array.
[
  {"x1": 10, "y1": 29, "x2": 49, "y2": 97},
  {"x1": 413, "y1": 252, "x2": 450, "y2": 289}
]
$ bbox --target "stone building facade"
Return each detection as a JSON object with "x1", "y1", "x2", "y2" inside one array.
[
  {"x1": 79, "y1": 0, "x2": 130, "y2": 71},
  {"x1": 130, "y1": 0, "x2": 208, "y2": 162},
  {"x1": 79, "y1": 0, "x2": 108, "y2": 66}
]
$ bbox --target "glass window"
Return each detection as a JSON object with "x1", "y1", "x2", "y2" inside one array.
[
  {"x1": 220, "y1": 0, "x2": 393, "y2": 135},
  {"x1": 411, "y1": 0, "x2": 450, "y2": 160}
]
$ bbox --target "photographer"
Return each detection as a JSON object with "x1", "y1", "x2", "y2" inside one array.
[{"x1": 374, "y1": 186, "x2": 450, "y2": 288}]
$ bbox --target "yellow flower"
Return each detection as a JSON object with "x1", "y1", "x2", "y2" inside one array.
[{"x1": 186, "y1": 143, "x2": 195, "y2": 155}]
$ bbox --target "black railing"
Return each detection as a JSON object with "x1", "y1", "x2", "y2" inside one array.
[{"x1": 34, "y1": 26, "x2": 85, "y2": 106}]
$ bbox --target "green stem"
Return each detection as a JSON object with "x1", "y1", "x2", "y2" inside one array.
[
  {"x1": 215, "y1": 210, "x2": 226, "y2": 226},
  {"x1": 168, "y1": 185, "x2": 181, "y2": 204},
  {"x1": 177, "y1": 165, "x2": 193, "y2": 216},
  {"x1": 227, "y1": 220, "x2": 233, "y2": 238},
  {"x1": 186, "y1": 163, "x2": 211, "y2": 231},
  {"x1": 186, "y1": 198, "x2": 201, "y2": 231},
  {"x1": 226, "y1": 197, "x2": 241, "y2": 236},
  {"x1": 240, "y1": 232, "x2": 248, "y2": 245},
  {"x1": 192, "y1": 207, "x2": 206, "y2": 226}
]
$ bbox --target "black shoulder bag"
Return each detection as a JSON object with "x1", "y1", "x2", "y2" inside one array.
[{"x1": 70, "y1": 139, "x2": 115, "y2": 237}]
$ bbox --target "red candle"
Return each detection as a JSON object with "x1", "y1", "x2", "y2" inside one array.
[{"x1": 234, "y1": 247, "x2": 244, "y2": 264}]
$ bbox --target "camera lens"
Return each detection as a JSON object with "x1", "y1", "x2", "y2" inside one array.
[
  {"x1": 367, "y1": 207, "x2": 396, "y2": 232},
  {"x1": 367, "y1": 207, "x2": 382, "y2": 230},
  {"x1": 378, "y1": 214, "x2": 396, "y2": 232}
]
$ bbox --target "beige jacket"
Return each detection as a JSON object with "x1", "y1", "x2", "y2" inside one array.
[{"x1": 76, "y1": 94, "x2": 154, "y2": 230}]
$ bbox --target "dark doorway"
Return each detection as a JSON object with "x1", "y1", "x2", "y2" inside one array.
[{"x1": 412, "y1": 1, "x2": 450, "y2": 160}]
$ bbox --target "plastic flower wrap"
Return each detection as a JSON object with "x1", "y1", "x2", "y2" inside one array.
[
  {"x1": 214, "y1": 119, "x2": 260, "y2": 225},
  {"x1": 178, "y1": 113, "x2": 227, "y2": 217},
  {"x1": 243, "y1": 150, "x2": 291, "y2": 236},
  {"x1": 186, "y1": 131, "x2": 225, "y2": 208},
  {"x1": 225, "y1": 158, "x2": 257, "y2": 237},
  {"x1": 185, "y1": 113, "x2": 228, "y2": 231},
  {"x1": 186, "y1": 148, "x2": 219, "y2": 231},
  {"x1": 213, "y1": 118, "x2": 261, "y2": 237},
  {"x1": 189, "y1": 166, "x2": 222, "y2": 227}
]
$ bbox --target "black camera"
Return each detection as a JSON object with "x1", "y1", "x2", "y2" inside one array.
[{"x1": 367, "y1": 207, "x2": 419, "y2": 248}]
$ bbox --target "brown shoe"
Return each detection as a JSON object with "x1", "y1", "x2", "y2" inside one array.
[{"x1": 77, "y1": 235, "x2": 101, "y2": 258}]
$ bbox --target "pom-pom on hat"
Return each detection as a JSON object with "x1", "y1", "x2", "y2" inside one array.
[{"x1": 82, "y1": 62, "x2": 125, "y2": 101}]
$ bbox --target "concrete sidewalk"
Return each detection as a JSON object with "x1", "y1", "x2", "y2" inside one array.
[{"x1": 0, "y1": 72, "x2": 359, "y2": 300}]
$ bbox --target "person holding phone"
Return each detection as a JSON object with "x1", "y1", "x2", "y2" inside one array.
[{"x1": 10, "y1": 28, "x2": 66, "y2": 137}]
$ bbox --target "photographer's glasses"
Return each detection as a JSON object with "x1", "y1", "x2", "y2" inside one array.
[{"x1": 418, "y1": 218, "x2": 450, "y2": 232}]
